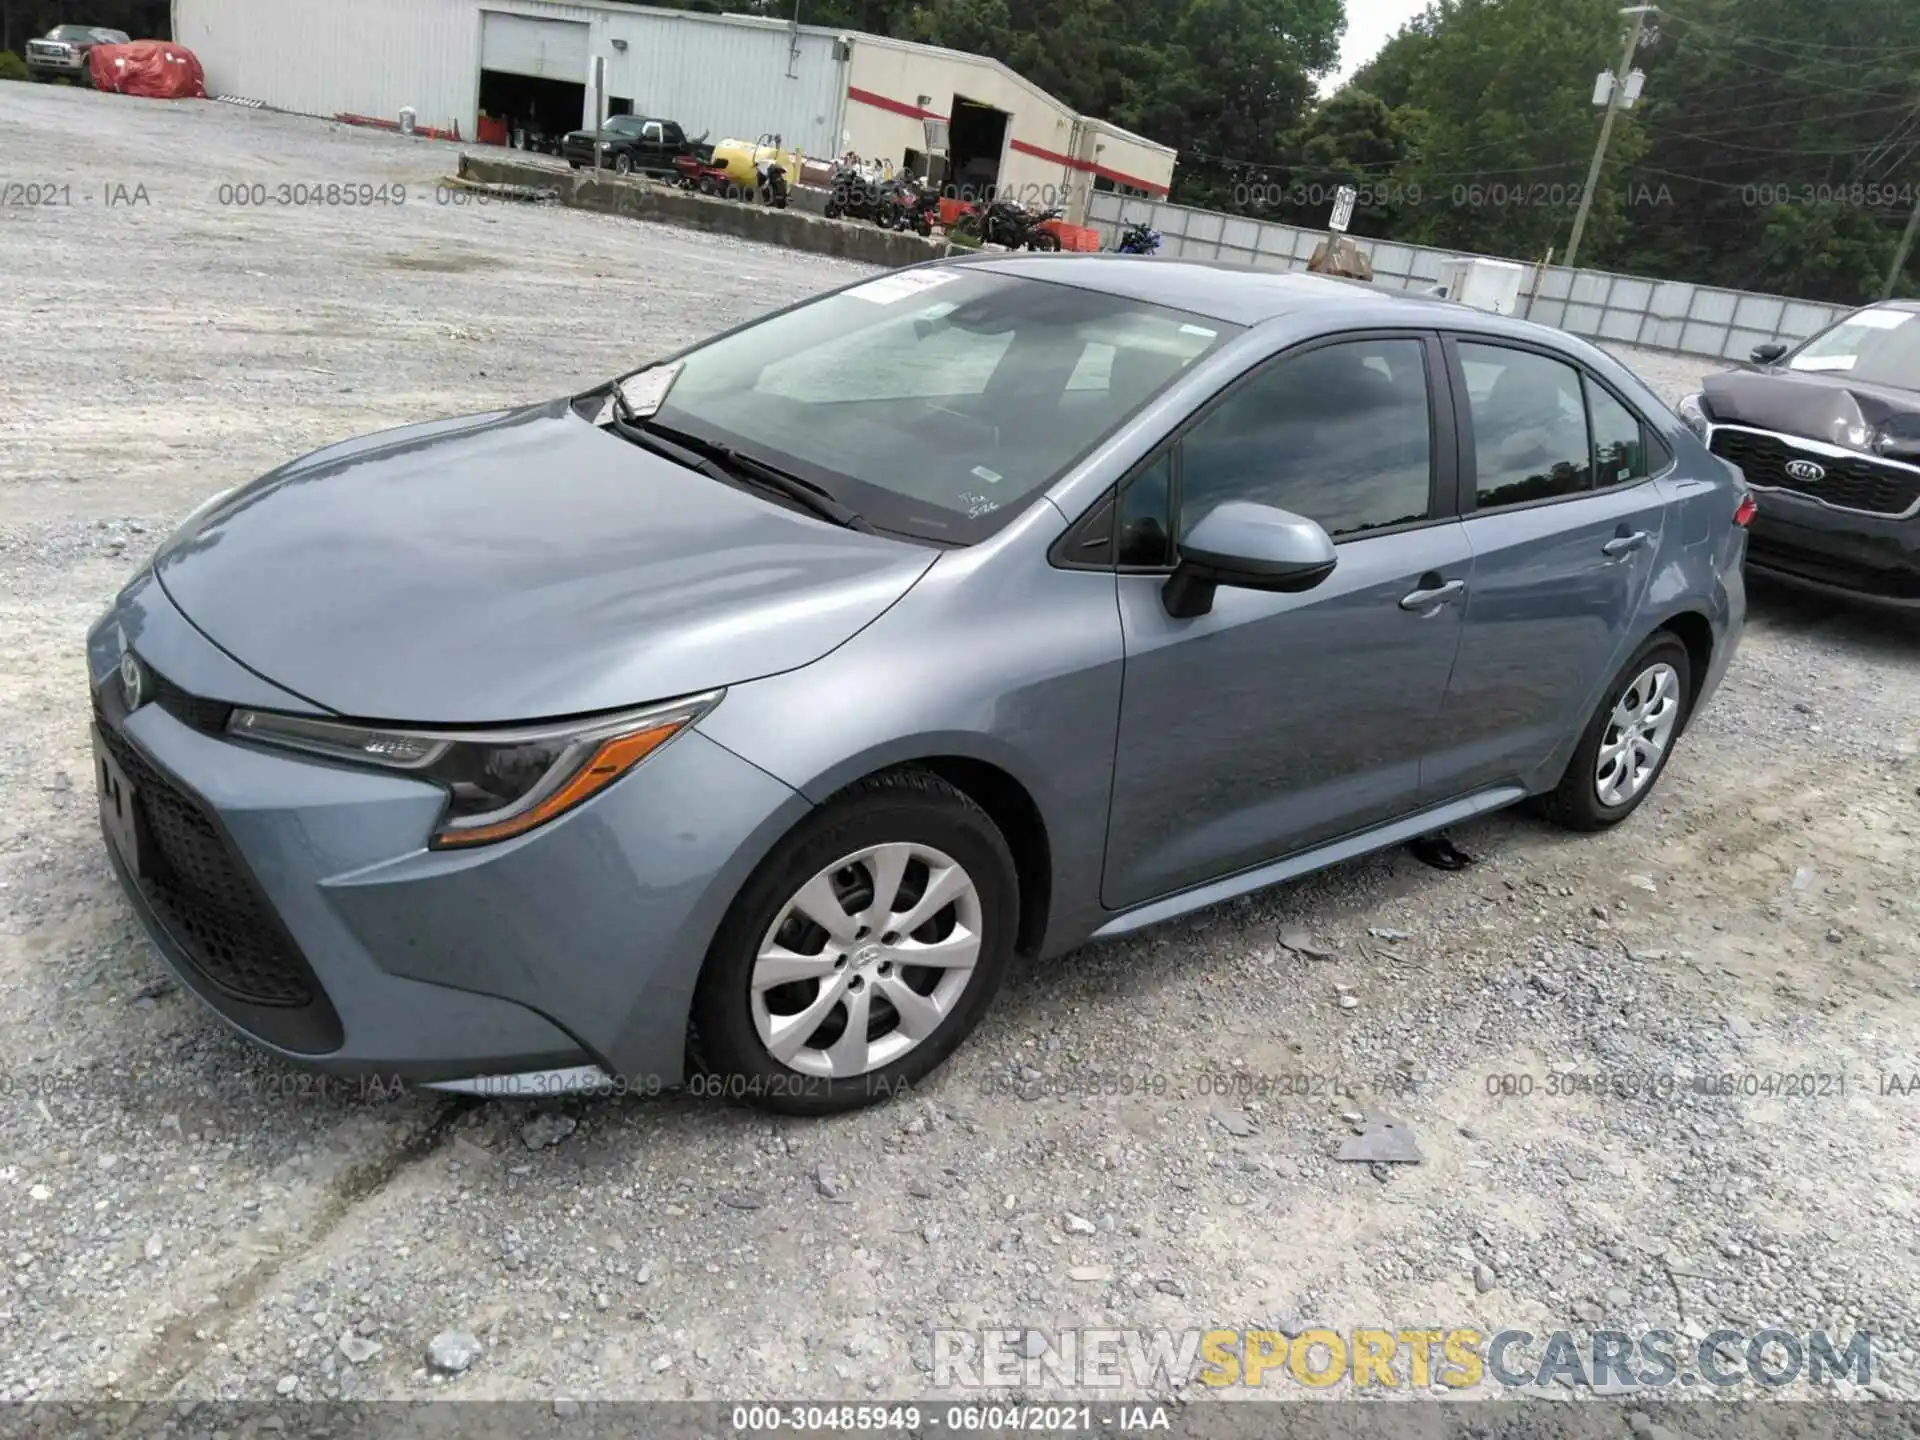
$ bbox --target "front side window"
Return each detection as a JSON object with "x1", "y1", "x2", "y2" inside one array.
[
  {"x1": 1459, "y1": 343, "x2": 1592, "y2": 509},
  {"x1": 652, "y1": 269, "x2": 1237, "y2": 542},
  {"x1": 1176, "y1": 337, "x2": 1435, "y2": 540},
  {"x1": 1115, "y1": 452, "x2": 1173, "y2": 567}
]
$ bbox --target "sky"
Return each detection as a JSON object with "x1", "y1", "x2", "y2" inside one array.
[{"x1": 1321, "y1": 0, "x2": 1433, "y2": 93}]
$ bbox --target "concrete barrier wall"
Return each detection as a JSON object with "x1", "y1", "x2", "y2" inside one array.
[
  {"x1": 1086, "y1": 192, "x2": 1854, "y2": 363},
  {"x1": 456, "y1": 153, "x2": 951, "y2": 269}
]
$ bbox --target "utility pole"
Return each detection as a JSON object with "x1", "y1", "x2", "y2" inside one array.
[
  {"x1": 1566, "y1": 4, "x2": 1655, "y2": 273},
  {"x1": 1883, "y1": 188, "x2": 1920, "y2": 301}
]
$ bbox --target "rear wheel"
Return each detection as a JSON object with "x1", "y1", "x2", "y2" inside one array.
[
  {"x1": 1539, "y1": 634, "x2": 1692, "y2": 831},
  {"x1": 691, "y1": 771, "x2": 1018, "y2": 1115}
]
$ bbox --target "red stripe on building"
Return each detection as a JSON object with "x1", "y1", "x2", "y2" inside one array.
[
  {"x1": 846, "y1": 86, "x2": 945, "y2": 121},
  {"x1": 846, "y1": 88, "x2": 1169, "y2": 195},
  {"x1": 1009, "y1": 137, "x2": 1168, "y2": 196}
]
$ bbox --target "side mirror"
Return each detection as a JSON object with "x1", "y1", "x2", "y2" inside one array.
[
  {"x1": 1162, "y1": 501, "x2": 1337, "y2": 619},
  {"x1": 1751, "y1": 342, "x2": 1788, "y2": 365}
]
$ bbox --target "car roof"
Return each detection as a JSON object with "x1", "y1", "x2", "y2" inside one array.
[{"x1": 962, "y1": 253, "x2": 1493, "y2": 328}]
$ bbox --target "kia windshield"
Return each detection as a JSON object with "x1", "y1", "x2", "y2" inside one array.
[
  {"x1": 635, "y1": 267, "x2": 1239, "y2": 543},
  {"x1": 1787, "y1": 305, "x2": 1920, "y2": 391}
]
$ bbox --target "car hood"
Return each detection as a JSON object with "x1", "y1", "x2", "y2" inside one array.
[
  {"x1": 1704, "y1": 367, "x2": 1920, "y2": 456},
  {"x1": 154, "y1": 401, "x2": 938, "y2": 724}
]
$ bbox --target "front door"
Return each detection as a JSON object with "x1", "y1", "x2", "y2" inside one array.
[
  {"x1": 1421, "y1": 338, "x2": 1670, "y2": 802},
  {"x1": 1102, "y1": 333, "x2": 1473, "y2": 910}
]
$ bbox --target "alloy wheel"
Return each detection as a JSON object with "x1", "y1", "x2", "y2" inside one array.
[
  {"x1": 750, "y1": 842, "x2": 983, "y2": 1078},
  {"x1": 1595, "y1": 661, "x2": 1681, "y2": 807}
]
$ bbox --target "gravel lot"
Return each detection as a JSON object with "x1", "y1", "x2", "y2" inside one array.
[{"x1": 3, "y1": 82, "x2": 1919, "y2": 1416}]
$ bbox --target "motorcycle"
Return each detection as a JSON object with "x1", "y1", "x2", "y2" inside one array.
[
  {"x1": 876, "y1": 176, "x2": 940, "y2": 235},
  {"x1": 822, "y1": 163, "x2": 888, "y2": 222},
  {"x1": 1114, "y1": 220, "x2": 1161, "y2": 254},
  {"x1": 755, "y1": 158, "x2": 790, "y2": 208},
  {"x1": 951, "y1": 195, "x2": 1062, "y2": 251}
]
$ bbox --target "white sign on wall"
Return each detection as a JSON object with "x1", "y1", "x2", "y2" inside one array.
[{"x1": 1328, "y1": 185, "x2": 1357, "y2": 233}]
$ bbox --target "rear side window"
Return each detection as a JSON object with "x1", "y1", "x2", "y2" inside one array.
[
  {"x1": 1587, "y1": 379, "x2": 1653, "y2": 488},
  {"x1": 1459, "y1": 343, "x2": 1592, "y2": 508}
]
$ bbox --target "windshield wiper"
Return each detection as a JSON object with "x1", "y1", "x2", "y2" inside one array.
[{"x1": 601, "y1": 395, "x2": 874, "y2": 534}]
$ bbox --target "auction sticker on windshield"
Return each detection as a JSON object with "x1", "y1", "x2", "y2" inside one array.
[
  {"x1": 1849, "y1": 309, "x2": 1913, "y2": 330},
  {"x1": 843, "y1": 269, "x2": 961, "y2": 305}
]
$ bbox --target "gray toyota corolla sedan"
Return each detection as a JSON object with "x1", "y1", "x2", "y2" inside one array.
[{"x1": 87, "y1": 256, "x2": 1749, "y2": 1114}]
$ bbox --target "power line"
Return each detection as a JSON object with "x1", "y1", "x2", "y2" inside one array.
[{"x1": 1655, "y1": 8, "x2": 1920, "y2": 58}]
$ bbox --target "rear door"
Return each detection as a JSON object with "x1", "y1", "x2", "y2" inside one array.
[{"x1": 1421, "y1": 336, "x2": 1671, "y2": 803}]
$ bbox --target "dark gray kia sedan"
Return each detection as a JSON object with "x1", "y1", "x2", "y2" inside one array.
[{"x1": 88, "y1": 257, "x2": 1749, "y2": 1114}]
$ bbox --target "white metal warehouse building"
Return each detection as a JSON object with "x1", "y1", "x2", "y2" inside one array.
[{"x1": 170, "y1": 0, "x2": 1176, "y2": 223}]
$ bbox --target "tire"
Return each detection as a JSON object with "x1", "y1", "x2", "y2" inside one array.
[
  {"x1": 952, "y1": 213, "x2": 982, "y2": 241},
  {"x1": 614, "y1": 153, "x2": 632, "y2": 175},
  {"x1": 691, "y1": 769, "x2": 1019, "y2": 1116},
  {"x1": 1029, "y1": 232, "x2": 1061, "y2": 252},
  {"x1": 1538, "y1": 633, "x2": 1692, "y2": 832},
  {"x1": 823, "y1": 200, "x2": 842, "y2": 219}
]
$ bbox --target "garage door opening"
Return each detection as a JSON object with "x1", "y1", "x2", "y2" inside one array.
[
  {"x1": 946, "y1": 96, "x2": 1008, "y2": 206},
  {"x1": 478, "y1": 69, "x2": 583, "y2": 152},
  {"x1": 478, "y1": 11, "x2": 589, "y2": 152}
]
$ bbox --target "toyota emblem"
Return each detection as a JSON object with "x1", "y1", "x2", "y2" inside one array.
[
  {"x1": 118, "y1": 651, "x2": 146, "y2": 712},
  {"x1": 1784, "y1": 459, "x2": 1826, "y2": 483}
]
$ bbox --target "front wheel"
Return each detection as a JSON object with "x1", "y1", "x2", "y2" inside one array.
[
  {"x1": 614, "y1": 153, "x2": 633, "y2": 175},
  {"x1": 691, "y1": 770, "x2": 1019, "y2": 1116},
  {"x1": 1538, "y1": 633, "x2": 1692, "y2": 831}
]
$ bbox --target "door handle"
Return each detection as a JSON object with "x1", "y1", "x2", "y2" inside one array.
[
  {"x1": 1603, "y1": 530, "x2": 1652, "y2": 558},
  {"x1": 1399, "y1": 578, "x2": 1465, "y2": 611}
]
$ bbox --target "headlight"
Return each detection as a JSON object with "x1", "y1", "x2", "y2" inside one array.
[
  {"x1": 1676, "y1": 392, "x2": 1711, "y2": 440},
  {"x1": 227, "y1": 691, "x2": 722, "y2": 848}
]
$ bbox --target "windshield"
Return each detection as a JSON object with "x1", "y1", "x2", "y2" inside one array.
[
  {"x1": 49, "y1": 25, "x2": 122, "y2": 40},
  {"x1": 644, "y1": 267, "x2": 1238, "y2": 542},
  {"x1": 1787, "y1": 306, "x2": 1920, "y2": 391}
]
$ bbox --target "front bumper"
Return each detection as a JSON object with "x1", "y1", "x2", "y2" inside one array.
[
  {"x1": 87, "y1": 579, "x2": 812, "y2": 1088},
  {"x1": 27, "y1": 52, "x2": 86, "y2": 76},
  {"x1": 1744, "y1": 490, "x2": 1920, "y2": 609}
]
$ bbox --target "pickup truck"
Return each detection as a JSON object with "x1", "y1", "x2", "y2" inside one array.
[
  {"x1": 560, "y1": 115, "x2": 710, "y2": 176},
  {"x1": 25, "y1": 24, "x2": 130, "y2": 84}
]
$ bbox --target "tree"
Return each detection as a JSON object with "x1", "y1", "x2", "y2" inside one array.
[
  {"x1": 1269, "y1": 86, "x2": 1415, "y2": 233},
  {"x1": 1387, "y1": 0, "x2": 1643, "y2": 262}
]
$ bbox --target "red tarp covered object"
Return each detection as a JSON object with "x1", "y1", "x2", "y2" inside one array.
[{"x1": 88, "y1": 41, "x2": 207, "y2": 99}]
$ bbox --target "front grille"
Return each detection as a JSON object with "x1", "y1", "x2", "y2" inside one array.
[
  {"x1": 97, "y1": 722, "x2": 318, "y2": 1008},
  {"x1": 1710, "y1": 428, "x2": 1920, "y2": 517}
]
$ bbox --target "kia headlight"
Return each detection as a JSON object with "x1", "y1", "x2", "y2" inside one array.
[
  {"x1": 1676, "y1": 393, "x2": 1711, "y2": 440},
  {"x1": 227, "y1": 691, "x2": 722, "y2": 848}
]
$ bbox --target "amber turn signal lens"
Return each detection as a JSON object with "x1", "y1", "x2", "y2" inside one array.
[{"x1": 433, "y1": 721, "x2": 686, "y2": 848}]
